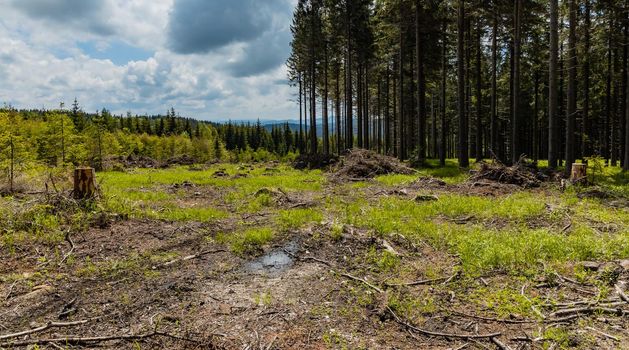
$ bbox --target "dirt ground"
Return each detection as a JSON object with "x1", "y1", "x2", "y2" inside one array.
[{"x1": 1, "y1": 169, "x2": 628, "y2": 349}]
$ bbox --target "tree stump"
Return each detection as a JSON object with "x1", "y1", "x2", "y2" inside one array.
[
  {"x1": 74, "y1": 167, "x2": 96, "y2": 199},
  {"x1": 570, "y1": 163, "x2": 587, "y2": 184}
]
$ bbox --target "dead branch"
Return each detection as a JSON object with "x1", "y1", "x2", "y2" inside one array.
[
  {"x1": 615, "y1": 284, "x2": 629, "y2": 304},
  {"x1": 340, "y1": 273, "x2": 384, "y2": 293},
  {"x1": 59, "y1": 230, "x2": 75, "y2": 265},
  {"x1": 585, "y1": 326, "x2": 620, "y2": 342},
  {"x1": 153, "y1": 249, "x2": 226, "y2": 269},
  {"x1": 0, "y1": 330, "x2": 198, "y2": 348},
  {"x1": 386, "y1": 306, "x2": 502, "y2": 340},
  {"x1": 385, "y1": 276, "x2": 448, "y2": 287},
  {"x1": 490, "y1": 336, "x2": 513, "y2": 350},
  {"x1": 300, "y1": 256, "x2": 332, "y2": 266},
  {"x1": 451, "y1": 310, "x2": 536, "y2": 324},
  {"x1": 0, "y1": 320, "x2": 88, "y2": 341},
  {"x1": 549, "y1": 306, "x2": 627, "y2": 318}
]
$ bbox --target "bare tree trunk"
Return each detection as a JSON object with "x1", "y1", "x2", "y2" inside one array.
[
  {"x1": 565, "y1": 0, "x2": 577, "y2": 176},
  {"x1": 399, "y1": 4, "x2": 406, "y2": 160},
  {"x1": 625, "y1": 58, "x2": 629, "y2": 171},
  {"x1": 299, "y1": 74, "x2": 304, "y2": 154},
  {"x1": 606, "y1": 16, "x2": 613, "y2": 164},
  {"x1": 582, "y1": 0, "x2": 591, "y2": 160},
  {"x1": 549, "y1": 0, "x2": 559, "y2": 168},
  {"x1": 491, "y1": 7, "x2": 498, "y2": 159},
  {"x1": 364, "y1": 65, "x2": 370, "y2": 149},
  {"x1": 458, "y1": 0, "x2": 469, "y2": 167},
  {"x1": 512, "y1": 0, "x2": 522, "y2": 164},
  {"x1": 475, "y1": 19, "x2": 482, "y2": 162},
  {"x1": 440, "y1": 18, "x2": 448, "y2": 167},
  {"x1": 386, "y1": 66, "x2": 391, "y2": 155},
  {"x1": 346, "y1": 2, "x2": 353, "y2": 150},
  {"x1": 323, "y1": 44, "x2": 329, "y2": 155},
  {"x1": 9, "y1": 135, "x2": 14, "y2": 193},
  {"x1": 416, "y1": 0, "x2": 426, "y2": 163},
  {"x1": 61, "y1": 115, "x2": 66, "y2": 164},
  {"x1": 534, "y1": 71, "x2": 540, "y2": 162},
  {"x1": 335, "y1": 64, "x2": 342, "y2": 154}
]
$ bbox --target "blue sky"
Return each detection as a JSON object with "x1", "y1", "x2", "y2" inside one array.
[{"x1": 0, "y1": 0, "x2": 297, "y2": 120}]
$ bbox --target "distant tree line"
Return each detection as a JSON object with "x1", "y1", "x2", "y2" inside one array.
[
  {"x1": 288, "y1": 0, "x2": 629, "y2": 172},
  {"x1": 0, "y1": 103, "x2": 225, "y2": 174},
  {"x1": 215, "y1": 120, "x2": 297, "y2": 156}
]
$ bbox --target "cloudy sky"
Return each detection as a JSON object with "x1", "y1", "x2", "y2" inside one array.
[{"x1": 0, "y1": 0, "x2": 297, "y2": 121}]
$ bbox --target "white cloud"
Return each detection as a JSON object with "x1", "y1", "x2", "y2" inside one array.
[{"x1": 0, "y1": 0, "x2": 296, "y2": 120}]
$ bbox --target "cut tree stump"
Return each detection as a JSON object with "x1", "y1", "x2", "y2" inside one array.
[
  {"x1": 570, "y1": 163, "x2": 587, "y2": 184},
  {"x1": 74, "y1": 167, "x2": 96, "y2": 199}
]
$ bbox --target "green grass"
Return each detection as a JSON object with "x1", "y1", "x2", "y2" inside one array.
[
  {"x1": 276, "y1": 208, "x2": 323, "y2": 230},
  {"x1": 338, "y1": 191, "x2": 628, "y2": 274},
  {"x1": 216, "y1": 227, "x2": 275, "y2": 255}
]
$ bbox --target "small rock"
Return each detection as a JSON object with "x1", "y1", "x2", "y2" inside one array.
[
  {"x1": 581, "y1": 261, "x2": 600, "y2": 271},
  {"x1": 619, "y1": 259, "x2": 629, "y2": 272}
]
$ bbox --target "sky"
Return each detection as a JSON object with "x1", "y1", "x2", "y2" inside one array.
[{"x1": 0, "y1": 0, "x2": 298, "y2": 121}]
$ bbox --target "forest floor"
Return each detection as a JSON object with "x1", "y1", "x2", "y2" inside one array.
[{"x1": 0, "y1": 157, "x2": 628, "y2": 349}]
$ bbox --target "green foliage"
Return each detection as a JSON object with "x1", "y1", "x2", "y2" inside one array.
[
  {"x1": 276, "y1": 208, "x2": 323, "y2": 230},
  {"x1": 217, "y1": 227, "x2": 275, "y2": 255}
]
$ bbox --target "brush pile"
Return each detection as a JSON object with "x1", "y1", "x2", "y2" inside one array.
[
  {"x1": 469, "y1": 158, "x2": 544, "y2": 188},
  {"x1": 332, "y1": 149, "x2": 415, "y2": 180}
]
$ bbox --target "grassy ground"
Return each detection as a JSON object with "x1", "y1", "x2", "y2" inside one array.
[{"x1": 0, "y1": 160, "x2": 628, "y2": 349}]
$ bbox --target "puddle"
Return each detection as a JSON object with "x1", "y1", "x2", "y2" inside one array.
[{"x1": 245, "y1": 239, "x2": 300, "y2": 275}]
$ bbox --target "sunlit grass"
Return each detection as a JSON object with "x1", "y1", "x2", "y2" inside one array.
[{"x1": 216, "y1": 227, "x2": 275, "y2": 255}]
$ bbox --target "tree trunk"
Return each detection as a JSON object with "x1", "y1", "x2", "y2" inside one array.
[
  {"x1": 386, "y1": 66, "x2": 391, "y2": 155},
  {"x1": 299, "y1": 74, "x2": 304, "y2": 154},
  {"x1": 475, "y1": 19, "x2": 482, "y2": 162},
  {"x1": 440, "y1": 18, "x2": 447, "y2": 167},
  {"x1": 570, "y1": 163, "x2": 587, "y2": 183},
  {"x1": 416, "y1": 0, "x2": 426, "y2": 163},
  {"x1": 323, "y1": 44, "x2": 329, "y2": 155},
  {"x1": 549, "y1": 0, "x2": 559, "y2": 168},
  {"x1": 346, "y1": 3, "x2": 353, "y2": 150},
  {"x1": 335, "y1": 64, "x2": 342, "y2": 154},
  {"x1": 9, "y1": 135, "x2": 14, "y2": 193},
  {"x1": 364, "y1": 65, "x2": 370, "y2": 149},
  {"x1": 582, "y1": 0, "x2": 591, "y2": 160},
  {"x1": 491, "y1": 7, "x2": 498, "y2": 159},
  {"x1": 565, "y1": 0, "x2": 577, "y2": 176},
  {"x1": 625, "y1": 57, "x2": 629, "y2": 171},
  {"x1": 534, "y1": 71, "x2": 540, "y2": 162},
  {"x1": 512, "y1": 0, "x2": 522, "y2": 164},
  {"x1": 74, "y1": 167, "x2": 96, "y2": 199},
  {"x1": 606, "y1": 16, "x2": 613, "y2": 164},
  {"x1": 399, "y1": 5, "x2": 406, "y2": 160},
  {"x1": 457, "y1": 0, "x2": 469, "y2": 167}
]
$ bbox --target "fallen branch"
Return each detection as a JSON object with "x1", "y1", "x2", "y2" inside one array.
[
  {"x1": 0, "y1": 320, "x2": 88, "y2": 341},
  {"x1": 153, "y1": 249, "x2": 226, "y2": 269},
  {"x1": 340, "y1": 273, "x2": 384, "y2": 294},
  {"x1": 300, "y1": 256, "x2": 332, "y2": 266},
  {"x1": 615, "y1": 284, "x2": 629, "y2": 304},
  {"x1": 491, "y1": 336, "x2": 513, "y2": 350},
  {"x1": 0, "y1": 330, "x2": 197, "y2": 348},
  {"x1": 451, "y1": 310, "x2": 536, "y2": 324},
  {"x1": 585, "y1": 326, "x2": 620, "y2": 342},
  {"x1": 549, "y1": 306, "x2": 626, "y2": 318},
  {"x1": 386, "y1": 306, "x2": 502, "y2": 340},
  {"x1": 59, "y1": 230, "x2": 75, "y2": 265},
  {"x1": 385, "y1": 276, "x2": 448, "y2": 287}
]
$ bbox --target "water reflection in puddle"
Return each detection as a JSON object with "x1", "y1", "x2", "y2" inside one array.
[{"x1": 245, "y1": 239, "x2": 300, "y2": 275}]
